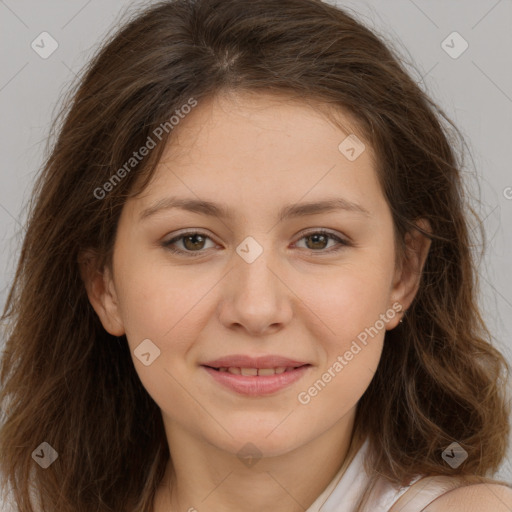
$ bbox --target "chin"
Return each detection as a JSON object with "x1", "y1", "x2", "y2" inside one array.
[{"x1": 211, "y1": 423, "x2": 307, "y2": 458}]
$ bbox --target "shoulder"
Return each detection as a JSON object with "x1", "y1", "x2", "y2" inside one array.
[{"x1": 423, "y1": 483, "x2": 512, "y2": 512}]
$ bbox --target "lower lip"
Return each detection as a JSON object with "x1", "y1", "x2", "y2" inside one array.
[{"x1": 202, "y1": 365, "x2": 311, "y2": 396}]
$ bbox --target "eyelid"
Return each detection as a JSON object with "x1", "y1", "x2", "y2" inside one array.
[
  {"x1": 164, "y1": 228, "x2": 217, "y2": 242},
  {"x1": 299, "y1": 227, "x2": 347, "y2": 240}
]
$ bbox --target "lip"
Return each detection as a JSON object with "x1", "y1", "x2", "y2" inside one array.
[
  {"x1": 202, "y1": 365, "x2": 311, "y2": 396},
  {"x1": 201, "y1": 354, "x2": 309, "y2": 369}
]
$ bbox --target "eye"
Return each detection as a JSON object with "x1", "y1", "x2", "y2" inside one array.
[
  {"x1": 161, "y1": 229, "x2": 350, "y2": 257},
  {"x1": 293, "y1": 229, "x2": 350, "y2": 253},
  {"x1": 162, "y1": 231, "x2": 216, "y2": 255}
]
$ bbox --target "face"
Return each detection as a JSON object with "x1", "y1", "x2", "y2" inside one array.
[{"x1": 84, "y1": 91, "x2": 429, "y2": 458}]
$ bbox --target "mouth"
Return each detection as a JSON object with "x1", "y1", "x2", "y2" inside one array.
[
  {"x1": 200, "y1": 363, "x2": 312, "y2": 396},
  {"x1": 204, "y1": 364, "x2": 310, "y2": 376}
]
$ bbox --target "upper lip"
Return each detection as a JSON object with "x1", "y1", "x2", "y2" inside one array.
[{"x1": 201, "y1": 355, "x2": 310, "y2": 369}]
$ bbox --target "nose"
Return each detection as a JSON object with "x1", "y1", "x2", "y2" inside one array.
[{"x1": 217, "y1": 242, "x2": 294, "y2": 336}]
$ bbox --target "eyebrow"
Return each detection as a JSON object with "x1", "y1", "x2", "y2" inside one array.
[{"x1": 139, "y1": 196, "x2": 371, "y2": 222}]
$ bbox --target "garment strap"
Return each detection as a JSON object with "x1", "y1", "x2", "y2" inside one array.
[{"x1": 388, "y1": 475, "x2": 477, "y2": 512}]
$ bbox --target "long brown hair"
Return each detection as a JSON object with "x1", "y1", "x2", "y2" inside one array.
[{"x1": 1, "y1": 0, "x2": 510, "y2": 510}]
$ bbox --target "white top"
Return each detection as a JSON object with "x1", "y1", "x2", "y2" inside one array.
[{"x1": 305, "y1": 438, "x2": 423, "y2": 512}]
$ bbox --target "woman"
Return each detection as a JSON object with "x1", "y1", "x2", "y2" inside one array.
[{"x1": 1, "y1": 0, "x2": 511, "y2": 510}]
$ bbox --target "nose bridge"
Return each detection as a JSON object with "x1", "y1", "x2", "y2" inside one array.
[
  {"x1": 220, "y1": 233, "x2": 292, "y2": 333},
  {"x1": 233, "y1": 234, "x2": 279, "y2": 297}
]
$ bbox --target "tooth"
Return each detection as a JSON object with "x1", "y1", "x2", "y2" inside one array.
[
  {"x1": 240, "y1": 368, "x2": 258, "y2": 376},
  {"x1": 258, "y1": 368, "x2": 276, "y2": 376},
  {"x1": 227, "y1": 367, "x2": 241, "y2": 374},
  {"x1": 274, "y1": 367, "x2": 286, "y2": 374},
  {"x1": 218, "y1": 367, "x2": 228, "y2": 372}
]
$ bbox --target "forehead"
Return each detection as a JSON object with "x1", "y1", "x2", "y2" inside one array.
[
  {"x1": 167, "y1": 90, "x2": 369, "y2": 157},
  {"x1": 128, "y1": 90, "x2": 384, "y2": 219}
]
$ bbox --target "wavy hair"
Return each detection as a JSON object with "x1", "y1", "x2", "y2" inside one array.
[{"x1": 1, "y1": 0, "x2": 510, "y2": 510}]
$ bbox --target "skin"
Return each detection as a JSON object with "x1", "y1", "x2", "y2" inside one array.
[
  {"x1": 82, "y1": 91, "x2": 432, "y2": 512},
  {"x1": 425, "y1": 484, "x2": 512, "y2": 511}
]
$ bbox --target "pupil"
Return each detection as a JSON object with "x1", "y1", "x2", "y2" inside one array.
[
  {"x1": 308, "y1": 234, "x2": 327, "y2": 250},
  {"x1": 184, "y1": 234, "x2": 204, "y2": 250}
]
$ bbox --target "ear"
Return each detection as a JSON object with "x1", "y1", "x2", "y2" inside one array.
[
  {"x1": 387, "y1": 218, "x2": 432, "y2": 330},
  {"x1": 78, "y1": 249, "x2": 125, "y2": 336}
]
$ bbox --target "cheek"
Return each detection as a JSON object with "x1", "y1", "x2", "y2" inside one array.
[
  {"x1": 114, "y1": 262, "x2": 209, "y2": 419},
  {"x1": 115, "y1": 254, "x2": 207, "y2": 344},
  {"x1": 296, "y1": 259, "x2": 394, "y2": 404},
  {"x1": 300, "y1": 261, "x2": 394, "y2": 338},
  {"x1": 296, "y1": 269, "x2": 390, "y2": 413},
  {"x1": 299, "y1": 340, "x2": 384, "y2": 418}
]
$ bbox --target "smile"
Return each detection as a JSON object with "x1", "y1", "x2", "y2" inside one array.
[
  {"x1": 212, "y1": 366, "x2": 301, "y2": 375},
  {"x1": 201, "y1": 364, "x2": 312, "y2": 396}
]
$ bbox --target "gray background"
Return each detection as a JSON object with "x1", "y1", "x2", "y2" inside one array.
[{"x1": 0, "y1": 0, "x2": 511, "y2": 484}]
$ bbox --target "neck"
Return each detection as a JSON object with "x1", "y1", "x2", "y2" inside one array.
[{"x1": 153, "y1": 410, "x2": 362, "y2": 512}]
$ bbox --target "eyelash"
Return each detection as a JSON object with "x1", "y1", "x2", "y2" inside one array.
[{"x1": 162, "y1": 229, "x2": 350, "y2": 257}]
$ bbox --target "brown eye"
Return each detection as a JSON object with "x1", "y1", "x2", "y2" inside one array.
[
  {"x1": 304, "y1": 233, "x2": 330, "y2": 250},
  {"x1": 295, "y1": 230, "x2": 349, "y2": 253},
  {"x1": 163, "y1": 231, "x2": 216, "y2": 255},
  {"x1": 182, "y1": 234, "x2": 207, "y2": 251}
]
